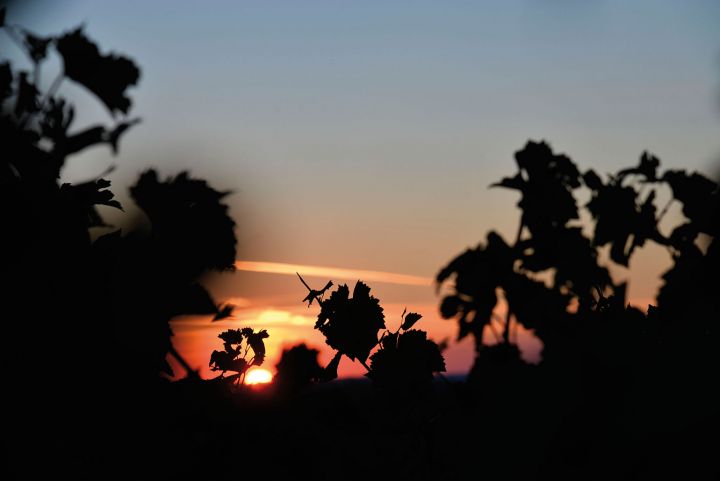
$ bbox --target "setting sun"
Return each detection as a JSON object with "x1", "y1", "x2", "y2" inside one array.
[{"x1": 244, "y1": 368, "x2": 273, "y2": 385}]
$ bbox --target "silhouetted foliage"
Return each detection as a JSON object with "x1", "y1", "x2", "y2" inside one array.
[
  {"x1": 314, "y1": 280, "x2": 386, "y2": 364},
  {"x1": 210, "y1": 328, "x2": 269, "y2": 384},
  {"x1": 298, "y1": 275, "x2": 446, "y2": 392},
  {"x1": 436, "y1": 139, "x2": 719, "y2": 479},
  {"x1": 274, "y1": 343, "x2": 323, "y2": 392},
  {"x1": 438, "y1": 140, "x2": 718, "y2": 367},
  {"x1": 3, "y1": 6, "x2": 718, "y2": 479},
  {"x1": 1, "y1": 12, "x2": 243, "y2": 478},
  {"x1": 56, "y1": 26, "x2": 140, "y2": 115}
]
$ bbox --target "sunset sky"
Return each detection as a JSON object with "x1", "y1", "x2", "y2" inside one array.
[{"x1": 5, "y1": 0, "x2": 719, "y2": 378}]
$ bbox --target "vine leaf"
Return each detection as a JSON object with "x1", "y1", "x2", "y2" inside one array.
[
  {"x1": 20, "y1": 28, "x2": 52, "y2": 64},
  {"x1": 314, "y1": 281, "x2": 385, "y2": 363},
  {"x1": 617, "y1": 151, "x2": 660, "y2": 182},
  {"x1": 245, "y1": 329, "x2": 269, "y2": 366},
  {"x1": 400, "y1": 312, "x2": 422, "y2": 331},
  {"x1": 367, "y1": 329, "x2": 446, "y2": 392},
  {"x1": 56, "y1": 26, "x2": 140, "y2": 115},
  {"x1": 210, "y1": 328, "x2": 270, "y2": 382},
  {"x1": 320, "y1": 351, "x2": 342, "y2": 382}
]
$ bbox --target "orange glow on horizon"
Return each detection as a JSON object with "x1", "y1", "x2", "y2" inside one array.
[
  {"x1": 234, "y1": 260, "x2": 431, "y2": 287},
  {"x1": 245, "y1": 368, "x2": 273, "y2": 385}
]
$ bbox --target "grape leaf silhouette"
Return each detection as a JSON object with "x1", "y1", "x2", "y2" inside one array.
[
  {"x1": 314, "y1": 281, "x2": 386, "y2": 363},
  {"x1": 492, "y1": 141, "x2": 581, "y2": 234},
  {"x1": 130, "y1": 170, "x2": 237, "y2": 278},
  {"x1": 56, "y1": 26, "x2": 140, "y2": 115},
  {"x1": 585, "y1": 172, "x2": 664, "y2": 265},
  {"x1": 400, "y1": 312, "x2": 422, "y2": 331},
  {"x1": 367, "y1": 329, "x2": 446, "y2": 392},
  {"x1": 20, "y1": 28, "x2": 51, "y2": 64},
  {"x1": 663, "y1": 169, "x2": 718, "y2": 236},
  {"x1": 436, "y1": 231, "x2": 512, "y2": 346},
  {"x1": 320, "y1": 351, "x2": 343, "y2": 382},
  {"x1": 210, "y1": 328, "x2": 270, "y2": 383},
  {"x1": 274, "y1": 344, "x2": 323, "y2": 391}
]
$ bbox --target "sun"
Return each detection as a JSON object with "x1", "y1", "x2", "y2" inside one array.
[{"x1": 244, "y1": 368, "x2": 273, "y2": 385}]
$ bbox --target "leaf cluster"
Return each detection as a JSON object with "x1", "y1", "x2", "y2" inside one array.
[
  {"x1": 210, "y1": 328, "x2": 270, "y2": 384},
  {"x1": 437, "y1": 140, "x2": 719, "y2": 365},
  {"x1": 301, "y1": 276, "x2": 446, "y2": 392}
]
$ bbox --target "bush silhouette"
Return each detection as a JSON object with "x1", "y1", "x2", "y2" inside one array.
[
  {"x1": 274, "y1": 343, "x2": 323, "y2": 393},
  {"x1": 1, "y1": 11, "x2": 244, "y2": 478},
  {"x1": 298, "y1": 274, "x2": 447, "y2": 393},
  {"x1": 436, "y1": 140, "x2": 719, "y2": 479}
]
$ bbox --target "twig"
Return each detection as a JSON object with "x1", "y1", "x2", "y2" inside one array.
[
  {"x1": 657, "y1": 197, "x2": 674, "y2": 223},
  {"x1": 360, "y1": 359, "x2": 371, "y2": 372}
]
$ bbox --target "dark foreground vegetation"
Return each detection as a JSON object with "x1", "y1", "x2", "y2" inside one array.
[{"x1": 2, "y1": 10, "x2": 718, "y2": 480}]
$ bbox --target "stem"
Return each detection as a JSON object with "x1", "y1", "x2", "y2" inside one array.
[
  {"x1": 514, "y1": 215, "x2": 525, "y2": 245},
  {"x1": 360, "y1": 359, "x2": 371, "y2": 372},
  {"x1": 19, "y1": 72, "x2": 63, "y2": 129},
  {"x1": 502, "y1": 310, "x2": 512, "y2": 344},
  {"x1": 487, "y1": 320, "x2": 502, "y2": 343},
  {"x1": 502, "y1": 216, "x2": 525, "y2": 343},
  {"x1": 38, "y1": 72, "x2": 63, "y2": 110},
  {"x1": 168, "y1": 344, "x2": 197, "y2": 378},
  {"x1": 657, "y1": 197, "x2": 674, "y2": 223}
]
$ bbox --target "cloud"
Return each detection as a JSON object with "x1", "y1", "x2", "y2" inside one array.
[{"x1": 234, "y1": 260, "x2": 432, "y2": 287}]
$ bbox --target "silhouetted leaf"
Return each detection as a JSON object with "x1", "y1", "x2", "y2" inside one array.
[
  {"x1": 211, "y1": 328, "x2": 269, "y2": 379},
  {"x1": 436, "y1": 231, "x2": 512, "y2": 346},
  {"x1": 519, "y1": 226, "x2": 611, "y2": 299},
  {"x1": 274, "y1": 344, "x2": 323, "y2": 390},
  {"x1": 130, "y1": 170, "x2": 237, "y2": 275},
  {"x1": 212, "y1": 303, "x2": 235, "y2": 321},
  {"x1": 315, "y1": 281, "x2": 385, "y2": 363},
  {"x1": 511, "y1": 141, "x2": 582, "y2": 234},
  {"x1": 367, "y1": 329, "x2": 446, "y2": 392},
  {"x1": 218, "y1": 328, "x2": 244, "y2": 347},
  {"x1": 504, "y1": 272, "x2": 570, "y2": 332},
  {"x1": 439, "y1": 295, "x2": 462, "y2": 319},
  {"x1": 56, "y1": 26, "x2": 140, "y2": 115},
  {"x1": 582, "y1": 169, "x2": 604, "y2": 190},
  {"x1": 320, "y1": 351, "x2": 342, "y2": 382},
  {"x1": 246, "y1": 329, "x2": 269, "y2": 366},
  {"x1": 663, "y1": 169, "x2": 718, "y2": 235},
  {"x1": 400, "y1": 312, "x2": 422, "y2": 331},
  {"x1": 617, "y1": 151, "x2": 660, "y2": 182},
  {"x1": 491, "y1": 173, "x2": 524, "y2": 190},
  {"x1": 20, "y1": 29, "x2": 52, "y2": 63},
  {"x1": 587, "y1": 181, "x2": 663, "y2": 266}
]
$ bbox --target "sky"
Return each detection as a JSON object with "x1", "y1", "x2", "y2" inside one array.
[{"x1": 3, "y1": 0, "x2": 719, "y2": 378}]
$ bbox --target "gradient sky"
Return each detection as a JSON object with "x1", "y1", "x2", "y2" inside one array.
[{"x1": 4, "y1": 0, "x2": 719, "y2": 377}]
